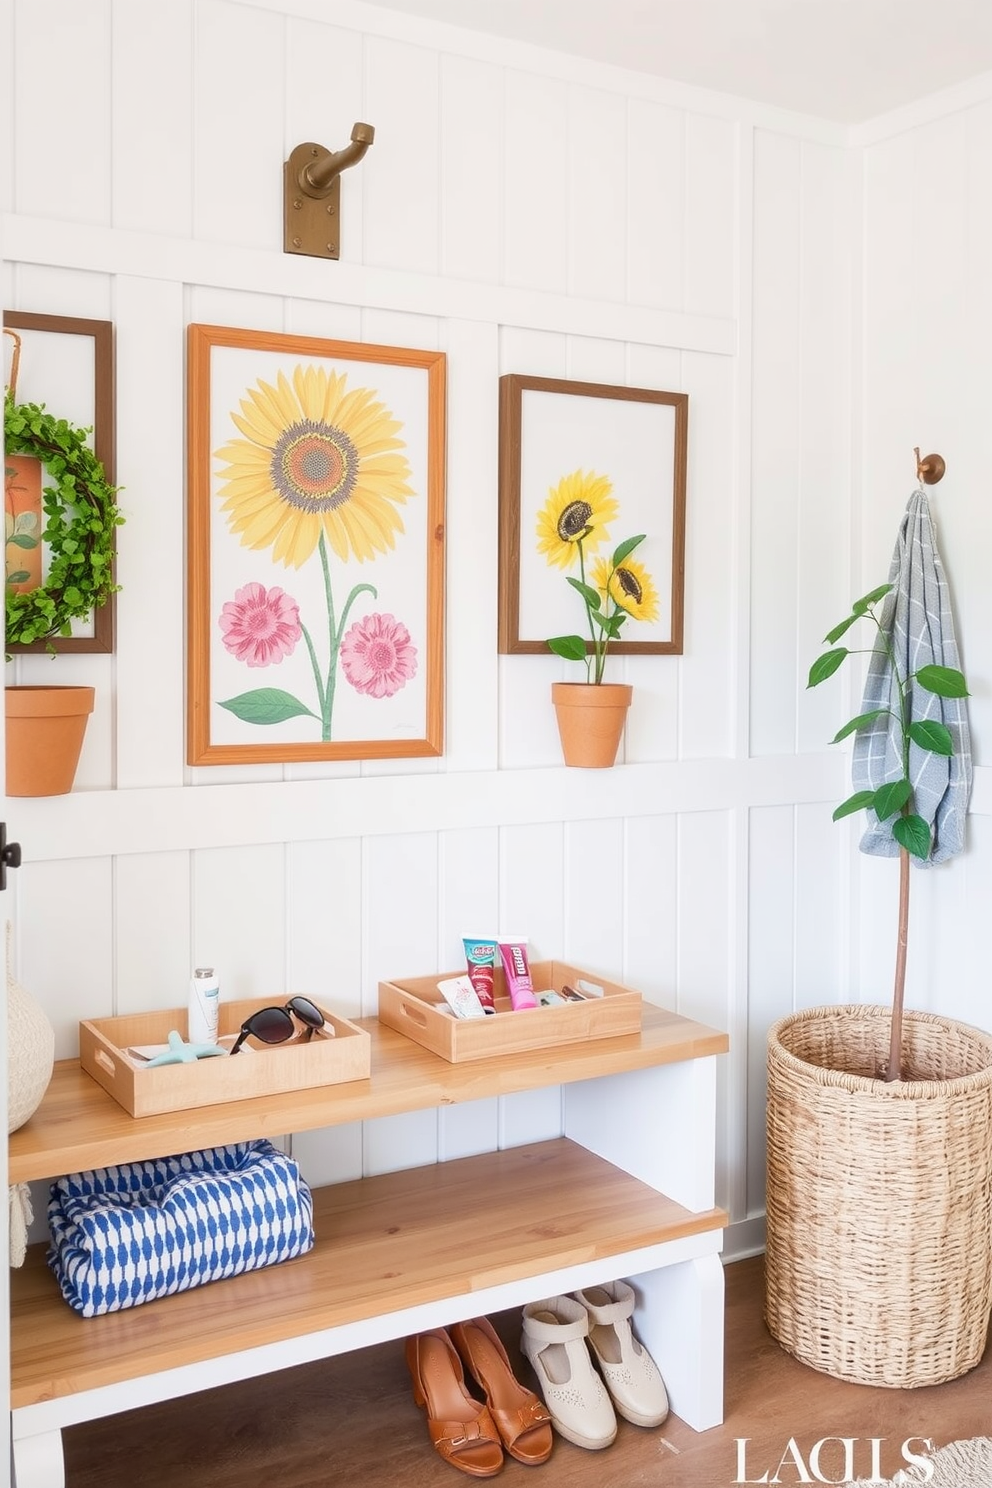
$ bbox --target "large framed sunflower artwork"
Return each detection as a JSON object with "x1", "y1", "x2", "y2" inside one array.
[
  {"x1": 497, "y1": 374, "x2": 687, "y2": 656},
  {"x1": 187, "y1": 325, "x2": 446, "y2": 764}
]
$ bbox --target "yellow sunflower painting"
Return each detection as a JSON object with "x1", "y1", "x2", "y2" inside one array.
[
  {"x1": 214, "y1": 365, "x2": 415, "y2": 568},
  {"x1": 535, "y1": 469, "x2": 619, "y2": 570},
  {"x1": 540, "y1": 466, "x2": 656, "y2": 683},
  {"x1": 590, "y1": 553, "x2": 660, "y2": 624}
]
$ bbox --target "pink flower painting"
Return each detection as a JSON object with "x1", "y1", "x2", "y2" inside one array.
[
  {"x1": 219, "y1": 582, "x2": 302, "y2": 667},
  {"x1": 340, "y1": 612, "x2": 418, "y2": 698}
]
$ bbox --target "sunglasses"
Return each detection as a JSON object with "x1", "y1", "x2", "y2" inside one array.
[{"x1": 228, "y1": 996, "x2": 326, "y2": 1055}]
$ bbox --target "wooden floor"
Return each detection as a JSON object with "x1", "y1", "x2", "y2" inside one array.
[{"x1": 64, "y1": 1256, "x2": 991, "y2": 1487}]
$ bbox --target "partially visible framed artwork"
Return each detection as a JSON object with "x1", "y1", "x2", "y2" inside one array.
[
  {"x1": 498, "y1": 373, "x2": 688, "y2": 655},
  {"x1": 3, "y1": 311, "x2": 116, "y2": 653},
  {"x1": 187, "y1": 325, "x2": 446, "y2": 765}
]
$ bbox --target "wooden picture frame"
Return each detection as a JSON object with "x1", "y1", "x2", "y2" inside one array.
[
  {"x1": 187, "y1": 324, "x2": 446, "y2": 765},
  {"x1": 3, "y1": 310, "x2": 116, "y2": 653},
  {"x1": 498, "y1": 373, "x2": 687, "y2": 656}
]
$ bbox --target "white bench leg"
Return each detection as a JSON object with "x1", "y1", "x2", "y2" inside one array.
[
  {"x1": 12, "y1": 1428, "x2": 65, "y2": 1488},
  {"x1": 628, "y1": 1252, "x2": 725, "y2": 1432}
]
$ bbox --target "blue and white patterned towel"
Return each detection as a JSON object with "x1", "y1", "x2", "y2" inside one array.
[
  {"x1": 48, "y1": 1140, "x2": 314, "y2": 1317},
  {"x1": 851, "y1": 488, "x2": 972, "y2": 866}
]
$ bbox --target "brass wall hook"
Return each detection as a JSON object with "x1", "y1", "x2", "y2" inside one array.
[
  {"x1": 915, "y1": 447, "x2": 946, "y2": 486},
  {"x1": 284, "y1": 122, "x2": 375, "y2": 261}
]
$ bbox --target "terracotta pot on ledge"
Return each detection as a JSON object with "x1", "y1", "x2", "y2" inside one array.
[
  {"x1": 5, "y1": 685, "x2": 95, "y2": 796},
  {"x1": 551, "y1": 682, "x2": 632, "y2": 768}
]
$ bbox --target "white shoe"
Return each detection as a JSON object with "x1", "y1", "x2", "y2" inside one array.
[
  {"x1": 521, "y1": 1294, "x2": 617, "y2": 1450},
  {"x1": 572, "y1": 1281, "x2": 669, "y2": 1428}
]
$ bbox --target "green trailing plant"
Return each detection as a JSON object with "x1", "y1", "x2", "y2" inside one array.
[
  {"x1": 4, "y1": 395, "x2": 123, "y2": 650},
  {"x1": 808, "y1": 581, "x2": 969, "y2": 1080}
]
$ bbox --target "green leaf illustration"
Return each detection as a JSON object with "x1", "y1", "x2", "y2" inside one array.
[
  {"x1": 611, "y1": 533, "x2": 646, "y2": 565},
  {"x1": 218, "y1": 689, "x2": 320, "y2": 725},
  {"x1": 566, "y1": 577, "x2": 602, "y2": 608}
]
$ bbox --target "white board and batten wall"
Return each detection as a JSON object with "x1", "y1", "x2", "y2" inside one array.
[{"x1": 1, "y1": 0, "x2": 989, "y2": 1280}]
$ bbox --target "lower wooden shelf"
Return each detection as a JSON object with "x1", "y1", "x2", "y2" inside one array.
[{"x1": 11, "y1": 1137, "x2": 725, "y2": 1410}]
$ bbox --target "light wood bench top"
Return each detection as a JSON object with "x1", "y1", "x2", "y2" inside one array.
[{"x1": 10, "y1": 1006, "x2": 728, "y2": 1185}]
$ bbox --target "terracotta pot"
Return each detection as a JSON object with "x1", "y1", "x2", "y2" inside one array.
[
  {"x1": 551, "y1": 682, "x2": 633, "y2": 768},
  {"x1": 5, "y1": 685, "x2": 95, "y2": 796}
]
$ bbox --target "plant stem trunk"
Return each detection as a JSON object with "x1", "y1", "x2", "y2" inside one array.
[{"x1": 886, "y1": 844, "x2": 910, "y2": 1081}]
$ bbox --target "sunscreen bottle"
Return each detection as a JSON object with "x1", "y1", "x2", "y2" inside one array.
[{"x1": 189, "y1": 966, "x2": 220, "y2": 1044}]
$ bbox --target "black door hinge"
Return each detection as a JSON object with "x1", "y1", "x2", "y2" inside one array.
[{"x1": 0, "y1": 822, "x2": 22, "y2": 890}]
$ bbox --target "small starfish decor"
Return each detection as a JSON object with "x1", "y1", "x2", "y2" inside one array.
[{"x1": 143, "y1": 1029, "x2": 227, "y2": 1067}]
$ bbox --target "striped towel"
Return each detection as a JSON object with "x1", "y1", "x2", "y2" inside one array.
[{"x1": 851, "y1": 489, "x2": 972, "y2": 865}]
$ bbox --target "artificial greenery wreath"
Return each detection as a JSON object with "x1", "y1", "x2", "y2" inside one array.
[{"x1": 4, "y1": 395, "x2": 123, "y2": 647}]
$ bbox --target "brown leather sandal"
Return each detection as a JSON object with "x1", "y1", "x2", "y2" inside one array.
[
  {"x1": 406, "y1": 1329, "x2": 504, "y2": 1478},
  {"x1": 450, "y1": 1316, "x2": 554, "y2": 1466}
]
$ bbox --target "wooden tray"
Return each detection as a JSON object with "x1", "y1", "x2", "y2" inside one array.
[
  {"x1": 378, "y1": 960, "x2": 642, "y2": 1063},
  {"x1": 80, "y1": 999, "x2": 370, "y2": 1117}
]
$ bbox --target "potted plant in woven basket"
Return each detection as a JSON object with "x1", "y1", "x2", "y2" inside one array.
[
  {"x1": 540, "y1": 471, "x2": 659, "y2": 767},
  {"x1": 4, "y1": 388, "x2": 122, "y2": 795},
  {"x1": 764, "y1": 511, "x2": 992, "y2": 1391}
]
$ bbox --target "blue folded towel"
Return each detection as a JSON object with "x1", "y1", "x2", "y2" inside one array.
[{"x1": 48, "y1": 1140, "x2": 314, "y2": 1317}]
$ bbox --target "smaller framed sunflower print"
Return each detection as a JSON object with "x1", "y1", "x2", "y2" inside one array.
[
  {"x1": 498, "y1": 374, "x2": 687, "y2": 656},
  {"x1": 187, "y1": 325, "x2": 446, "y2": 764}
]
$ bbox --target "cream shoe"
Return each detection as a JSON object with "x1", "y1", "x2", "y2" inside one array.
[
  {"x1": 520, "y1": 1295, "x2": 617, "y2": 1450},
  {"x1": 572, "y1": 1281, "x2": 669, "y2": 1428}
]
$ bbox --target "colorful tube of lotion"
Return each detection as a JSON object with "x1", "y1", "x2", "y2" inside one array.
[
  {"x1": 462, "y1": 936, "x2": 497, "y2": 1014},
  {"x1": 498, "y1": 938, "x2": 538, "y2": 1011}
]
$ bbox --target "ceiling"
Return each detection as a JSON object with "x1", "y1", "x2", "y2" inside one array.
[{"x1": 363, "y1": 0, "x2": 992, "y2": 124}]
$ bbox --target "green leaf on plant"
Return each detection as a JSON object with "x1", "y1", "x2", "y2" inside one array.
[
  {"x1": 807, "y1": 649, "x2": 848, "y2": 687},
  {"x1": 832, "y1": 790, "x2": 876, "y2": 821},
  {"x1": 831, "y1": 709, "x2": 888, "y2": 743},
  {"x1": 566, "y1": 577, "x2": 602, "y2": 608},
  {"x1": 217, "y1": 689, "x2": 319, "y2": 725},
  {"x1": 547, "y1": 634, "x2": 587, "y2": 661},
  {"x1": 823, "y1": 612, "x2": 860, "y2": 645},
  {"x1": 908, "y1": 719, "x2": 953, "y2": 756},
  {"x1": 852, "y1": 583, "x2": 893, "y2": 615},
  {"x1": 873, "y1": 778, "x2": 913, "y2": 820},
  {"x1": 893, "y1": 813, "x2": 932, "y2": 859},
  {"x1": 611, "y1": 534, "x2": 646, "y2": 565},
  {"x1": 915, "y1": 664, "x2": 969, "y2": 698}
]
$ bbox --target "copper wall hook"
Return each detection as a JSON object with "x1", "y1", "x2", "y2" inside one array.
[{"x1": 915, "y1": 447, "x2": 946, "y2": 485}]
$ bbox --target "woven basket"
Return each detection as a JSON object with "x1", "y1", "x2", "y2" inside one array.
[{"x1": 765, "y1": 1004, "x2": 992, "y2": 1388}]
